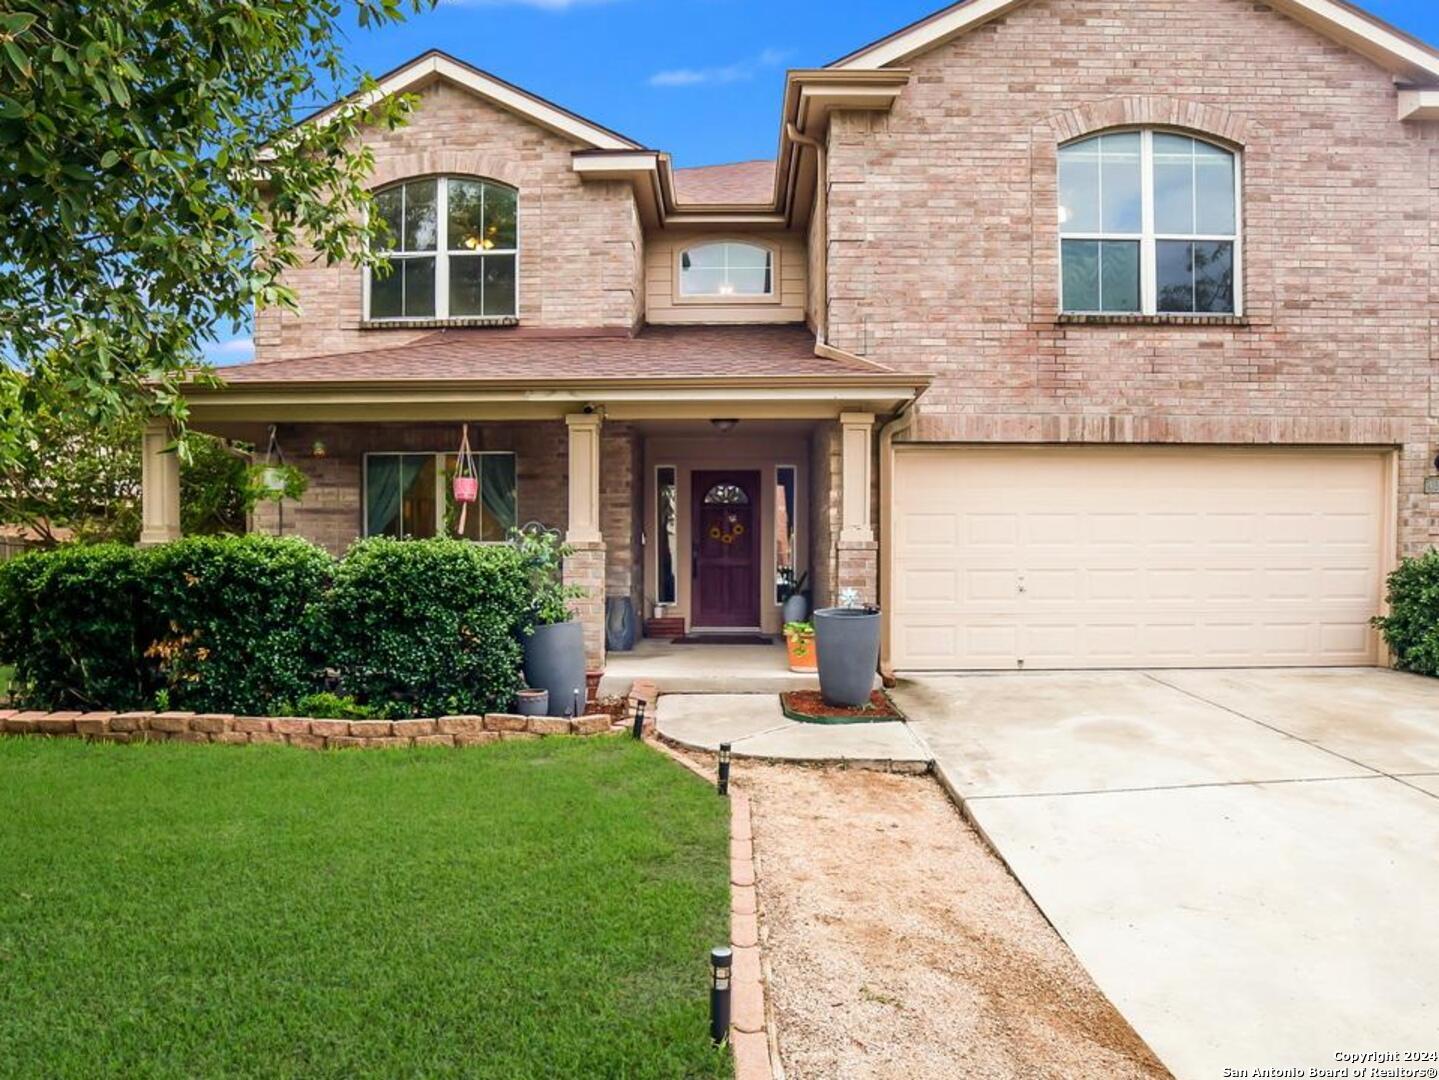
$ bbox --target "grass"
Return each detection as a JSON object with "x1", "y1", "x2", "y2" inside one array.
[{"x1": 0, "y1": 737, "x2": 732, "y2": 1079}]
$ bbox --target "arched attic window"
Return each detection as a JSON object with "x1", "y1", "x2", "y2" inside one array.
[
  {"x1": 367, "y1": 177, "x2": 518, "y2": 321},
  {"x1": 1059, "y1": 130, "x2": 1240, "y2": 315},
  {"x1": 679, "y1": 241, "x2": 774, "y2": 298}
]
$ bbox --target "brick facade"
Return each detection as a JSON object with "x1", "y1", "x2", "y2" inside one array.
[
  {"x1": 254, "y1": 79, "x2": 644, "y2": 362},
  {"x1": 823, "y1": 0, "x2": 1439, "y2": 556}
]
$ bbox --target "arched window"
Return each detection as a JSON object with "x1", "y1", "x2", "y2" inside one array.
[
  {"x1": 703, "y1": 483, "x2": 749, "y2": 505},
  {"x1": 679, "y1": 242, "x2": 773, "y2": 298},
  {"x1": 367, "y1": 177, "x2": 518, "y2": 321},
  {"x1": 1059, "y1": 131, "x2": 1239, "y2": 315}
]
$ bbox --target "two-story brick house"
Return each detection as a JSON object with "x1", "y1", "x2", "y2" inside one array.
[{"x1": 143, "y1": 0, "x2": 1439, "y2": 676}]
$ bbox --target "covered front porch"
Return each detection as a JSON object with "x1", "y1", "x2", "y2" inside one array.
[{"x1": 151, "y1": 324, "x2": 926, "y2": 676}]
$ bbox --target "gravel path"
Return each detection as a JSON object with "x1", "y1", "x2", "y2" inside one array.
[{"x1": 741, "y1": 763, "x2": 1172, "y2": 1080}]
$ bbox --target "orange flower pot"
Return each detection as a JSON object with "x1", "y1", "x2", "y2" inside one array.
[{"x1": 785, "y1": 630, "x2": 817, "y2": 673}]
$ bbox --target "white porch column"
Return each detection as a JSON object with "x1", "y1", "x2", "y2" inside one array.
[
  {"x1": 138, "y1": 419, "x2": 182, "y2": 546},
  {"x1": 565, "y1": 412, "x2": 603, "y2": 544},
  {"x1": 839, "y1": 411, "x2": 875, "y2": 543}
]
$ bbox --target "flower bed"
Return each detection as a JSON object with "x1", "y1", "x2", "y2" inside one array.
[
  {"x1": 778, "y1": 690, "x2": 905, "y2": 725},
  {"x1": 0, "y1": 708, "x2": 617, "y2": 748}
]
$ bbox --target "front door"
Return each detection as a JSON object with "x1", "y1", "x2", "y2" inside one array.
[{"x1": 692, "y1": 470, "x2": 761, "y2": 628}]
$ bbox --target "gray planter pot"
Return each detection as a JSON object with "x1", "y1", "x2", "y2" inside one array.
[
  {"x1": 605, "y1": 595, "x2": 637, "y2": 653},
  {"x1": 782, "y1": 593, "x2": 808, "y2": 626},
  {"x1": 514, "y1": 689, "x2": 549, "y2": 717},
  {"x1": 522, "y1": 620, "x2": 587, "y2": 717},
  {"x1": 813, "y1": 607, "x2": 880, "y2": 708}
]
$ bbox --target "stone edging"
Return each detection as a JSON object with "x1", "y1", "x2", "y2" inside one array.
[
  {"x1": 644, "y1": 736, "x2": 779, "y2": 1080},
  {"x1": 0, "y1": 709, "x2": 619, "y2": 748}
]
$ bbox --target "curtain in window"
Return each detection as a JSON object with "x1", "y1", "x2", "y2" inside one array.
[
  {"x1": 480, "y1": 454, "x2": 518, "y2": 541},
  {"x1": 366, "y1": 456, "x2": 427, "y2": 537}
]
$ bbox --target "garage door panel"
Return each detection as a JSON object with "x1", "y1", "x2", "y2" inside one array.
[{"x1": 891, "y1": 447, "x2": 1386, "y2": 671}]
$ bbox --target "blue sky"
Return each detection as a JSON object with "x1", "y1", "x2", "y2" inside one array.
[{"x1": 208, "y1": 0, "x2": 1439, "y2": 363}]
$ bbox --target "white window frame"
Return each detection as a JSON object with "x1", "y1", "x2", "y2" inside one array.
[
  {"x1": 361, "y1": 450, "x2": 518, "y2": 540},
  {"x1": 363, "y1": 177, "x2": 520, "y2": 323},
  {"x1": 1059, "y1": 129, "x2": 1243, "y2": 317},
  {"x1": 674, "y1": 239, "x2": 779, "y2": 304}
]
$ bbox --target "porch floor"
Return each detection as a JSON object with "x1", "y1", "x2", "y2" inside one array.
[{"x1": 597, "y1": 638, "x2": 818, "y2": 698}]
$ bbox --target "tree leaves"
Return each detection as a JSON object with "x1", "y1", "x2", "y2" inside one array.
[{"x1": 0, "y1": 0, "x2": 434, "y2": 468}]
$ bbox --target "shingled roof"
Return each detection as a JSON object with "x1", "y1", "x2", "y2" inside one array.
[
  {"x1": 217, "y1": 324, "x2": 903, "y2": 386},
  {"x1": 671, "y1": 160, "x2": 776, "y2": 206}
]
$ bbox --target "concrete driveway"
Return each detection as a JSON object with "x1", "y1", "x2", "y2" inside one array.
[{"x1": 893, "y1": 668, "x2": 1439, "y2": 1080}]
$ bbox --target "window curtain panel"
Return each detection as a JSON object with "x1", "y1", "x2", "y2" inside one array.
[
  {"x1": 366, "y1": 455, "x2": 427, "y2": 537},
  {"x1": 480, "y1": 455, "x2": 518, "y2": 540}
]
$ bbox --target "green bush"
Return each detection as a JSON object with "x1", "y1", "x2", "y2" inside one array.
[
  {"x1": 142, "y1": 536, "x2": 333, "y2": 714},
  {"x1": 0, "y1": 544, "x2": 152, "y2": 710},
  {"x1": 317, "y1": 538, "x2": 532, "y2": 718},
  {"x1": 1374, "y1": 550, "x2": 1439, "y2": 676},
  {"x1": 288, "y1": 692, "x2": 383, "y2": 721}
]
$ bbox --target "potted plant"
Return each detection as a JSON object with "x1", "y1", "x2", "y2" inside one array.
[
  {"x1": 242, "y1": 461, "x2": 307, "y2": 509},
  {"x1": 783, "y1": 620, "x2": 817, "y2": 673},
  {"x1": 514, "y1": 526, "x2": 588, "y2": 717},
  {"x1": 779, "y1": 568, "x2": 810, "y2": 625},
  {"x1": 813, "y1": 587, "x2": 880, "y2": 708}
]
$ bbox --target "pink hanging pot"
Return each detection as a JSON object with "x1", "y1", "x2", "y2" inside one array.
[{"x1": 453, "y1": 475, "x2": 479, "y2": 504}]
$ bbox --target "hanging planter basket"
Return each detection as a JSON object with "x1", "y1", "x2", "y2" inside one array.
[{"x1": 259, "y1": 465, "x2": 290, "y2": 493}]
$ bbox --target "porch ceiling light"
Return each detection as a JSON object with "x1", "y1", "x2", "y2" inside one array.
[{"x1": 711, "y1": 419, "x2": 739, "y2": 434}]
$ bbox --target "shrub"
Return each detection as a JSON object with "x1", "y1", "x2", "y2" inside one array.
[
  {"x1": 0, "y1": 544, "x2": 151, "y2": 710},
  {"x1": 288, "y1": 691, "x2": 383, "y2": 720},
  {"x1": 142, "y1": 536, "x2": 334, "y2": 714},
  {"x1": 1373, "y1": 550, "x2": 1439, "y2": 676},
  {"x1": 317, "y1": 538, "x2": 532, "y2": 718}
]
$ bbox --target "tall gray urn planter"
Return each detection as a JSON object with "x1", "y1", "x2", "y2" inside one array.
[
  {"x1": 813, "y1": 607, "x2": 880, "y2": 707},
  {"x1": 522, "y1": 620, "x2": 587, "y2": 717},
  {"x1": 781, "y1": 593, "x2": 808, "y2": 626}
]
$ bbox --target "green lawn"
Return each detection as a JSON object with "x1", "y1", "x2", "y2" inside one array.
[{"x1": 0, "y1": 737, "x2": 732, "y2": 1079}]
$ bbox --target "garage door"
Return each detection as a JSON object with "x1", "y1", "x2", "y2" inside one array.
[{"x1": 891, "y1": 447, "x2": 1388, "y2": 671}]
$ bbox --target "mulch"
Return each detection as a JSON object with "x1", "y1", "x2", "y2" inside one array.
[{"x1": 779, "y1": 689, "x2": 905, "y2": 725}]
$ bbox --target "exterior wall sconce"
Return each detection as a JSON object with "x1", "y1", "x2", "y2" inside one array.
[
  {"x1": 310, "y1": 440, "x2": 327, "y2": 459},
  {"x1": 710, "y1": 419, "x2": 739, "y2": 434}
]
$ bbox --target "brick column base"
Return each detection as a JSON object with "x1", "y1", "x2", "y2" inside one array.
[
  {"x1": 836, "y1": 539, "x2": 879, "y2": 607},
  {"x1": 564, "y1": 541, "x2": 607, "y2": 670}
]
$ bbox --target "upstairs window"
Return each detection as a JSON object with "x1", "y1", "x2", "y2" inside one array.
[
  {"x1": 679, "y1": 242, "x2": 773, "y2": 298},
  {"x1": 1059, "y1": 131, "x2": 1240, "y2": 316},
  {"x1": 368, "y1": 177, "x2": 518, "y2": 321}
]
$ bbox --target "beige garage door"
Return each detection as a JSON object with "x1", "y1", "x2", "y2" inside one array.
[{"x1": 891, "y1": 447, "x2": 1389, "y2": 671}]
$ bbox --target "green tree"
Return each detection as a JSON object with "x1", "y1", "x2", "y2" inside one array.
[
  {"x1": 0, "y1": 0, "x2": 429, "y2": 466},
  {"x1": 0, "y1": 407, "x2": 249, "y2": 544}
]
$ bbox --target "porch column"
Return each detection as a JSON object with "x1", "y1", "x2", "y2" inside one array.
[
  {"x1": 564, "y1": 412, "x2": 607, "y2": 672},
  {"x1": 138, "y1": 419, "x2": 181, "y2": 546},
  {"x1": 837, "y1": 412, "x2": 878, "y2": 606}
]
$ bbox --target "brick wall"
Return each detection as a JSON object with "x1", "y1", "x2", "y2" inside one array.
[
  {"x1": 824, "y1": 0, "x2": 1439, "y2": 555},
  {"x1": 254, "y1": 79, "x2": 644, "y2": 362},
  {"x1": 252, "y1": 421, "x2": 569, "y2": 554}
]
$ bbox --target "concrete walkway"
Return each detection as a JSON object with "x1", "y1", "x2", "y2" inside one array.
[
  {"x1": 894, "y1": 668, "x2": 1439, "y2": 1080},
  {"x1": 657, "y1": 693, "x2": 930, "y2": 768}
]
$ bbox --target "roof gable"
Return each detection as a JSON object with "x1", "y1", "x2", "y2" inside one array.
[
  {"x1": 302, "y1": 50, "x2": 644, "y2": 151},
  {"x1": 830, "y1": 0, "x2": 1439, "y2": 84}
]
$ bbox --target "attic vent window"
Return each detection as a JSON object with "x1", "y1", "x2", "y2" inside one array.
[
  {"x1": 367, "y1": 177, "x2": 519, "y2": 321},
  {"x1": 679, "y1": 242, "x2": 773, "y2": 298}
]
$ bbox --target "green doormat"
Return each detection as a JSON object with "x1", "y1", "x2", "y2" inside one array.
[{"x1": 780, "y1": 689, "x2": 905, "y2": 725}]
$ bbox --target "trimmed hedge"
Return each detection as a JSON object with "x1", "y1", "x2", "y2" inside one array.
[
  {"x1": 0, "y1": 536, "x2": 540, "y2": 715},
  {"x1": 0, "y1": 544, "x2": 151, "y2": 711},
  {"x1": 1374, "y1": 550, "x2": 1439, "y2": 677},
  {"x1": 142, "y1": 536, "x2": 333, "y2": 714},
  {"x1": 316, "y1": 539, "x2": 532, "y2": 718}
]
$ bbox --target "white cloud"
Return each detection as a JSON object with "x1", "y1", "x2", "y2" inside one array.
[
  {"x1": 649, "y1": 48, "x2": 789, "y2": 89},
  {"x1": 442, "y1": 0, "x2": 615, "y2": 8}
]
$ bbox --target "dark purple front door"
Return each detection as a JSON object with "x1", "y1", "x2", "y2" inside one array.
[{"x1": 692, "y1": 470, "x2": 761, "y2": 628}]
